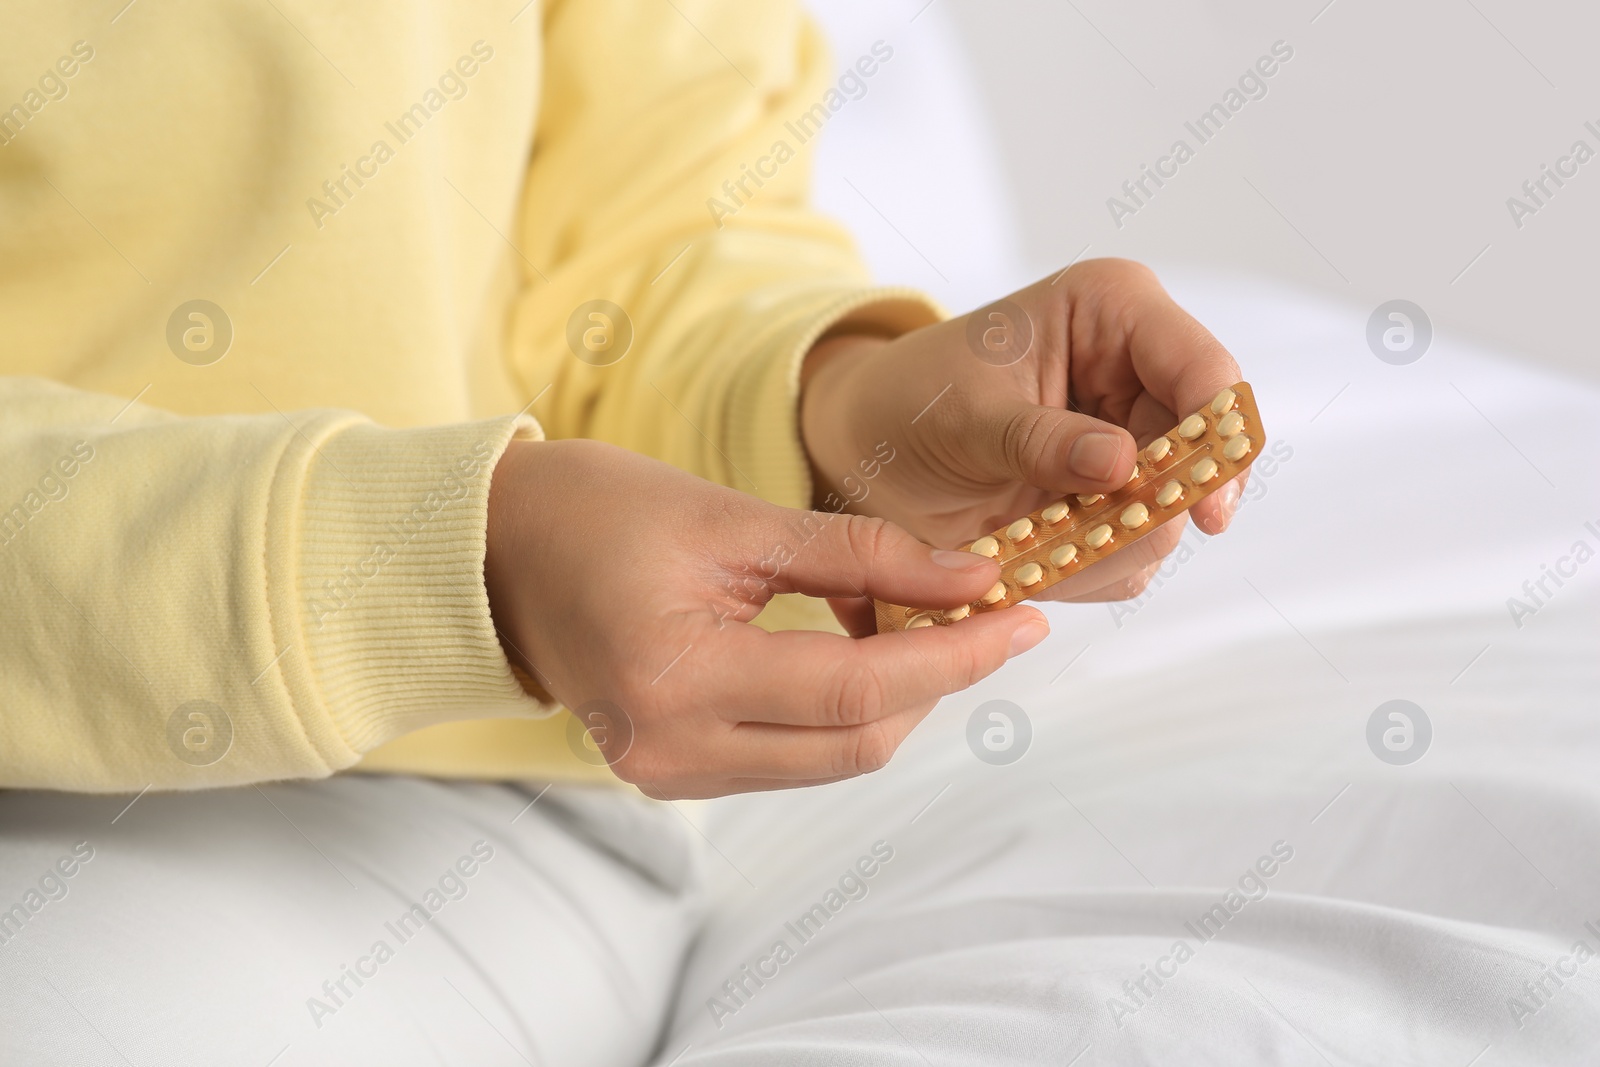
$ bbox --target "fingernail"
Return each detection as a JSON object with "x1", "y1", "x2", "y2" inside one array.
[
  {"x1": 1008, "y1": 617, "x2": 1049, "y2": 656},
  {"x1": 931, "y1": 549, "x2": 991, "y2": 573},
  {"x1": 1218, "y1": 481, "x2": 1242, "y2": 527},
  {"x1": 1069, "y1": 431, "x2": 1124, "y2": 482}
]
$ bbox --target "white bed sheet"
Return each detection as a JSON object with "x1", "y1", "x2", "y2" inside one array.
[{"x1": 655, "y1": 280, "x2": 1600, "y2": 1066}]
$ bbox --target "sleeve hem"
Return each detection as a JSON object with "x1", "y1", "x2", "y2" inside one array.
[
  {"x1": 265, "y1": 412, "x2": 552, "y2": 764},
  {"x1": 724, "y1": 285, "x2": 943, "y2": 512}
]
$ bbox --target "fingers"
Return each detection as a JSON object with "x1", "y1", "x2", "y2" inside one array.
[
  {"x1": 1040, "y1": 260, "x2": 1249, "y2": 530},
  {"x1": 1125, "y1": 292, "x2": 1242, "y2": 427},
  {"x1": 616, "y1": 607, "x2": 1044, "y2": 794},
  {"x1": 724, "y1": 706, "x2": 931, "y2": 780},
  {"x1": 645, "y1": 704, "x2": 935, "y2": 791},
  {"x1": 639, "y1": 699, "x2": 940, "y2": 795},
  {"x1": 1050, "y1": 260, "x2": 1242, "y2": 422},
  {"x1": 971, "y1": 400, "x2": 1139, "y2": 495},
  {"x1": 1095, "y1": 273, "x2": 1247, "y2": 533},
  {"x1": 827, "y1": 595, "x2": 879, "y2": 638},
  {"x1": 1193, "y1": 472, "x2": 1248, "y2": 534},
  {"x1": 718, "y1": 604, "x2": 1047, "y2": 728},
  {"x1": 758, "y1": 510, "x2": 999, "y2": 610},
  {"x1": 1051, "y1": 559, "x2": 1162, "y2": 604}
]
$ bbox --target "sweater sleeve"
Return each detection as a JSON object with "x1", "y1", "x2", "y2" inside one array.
[
  {"x1": 505, "y1": 0, "x2": 942, "y2": 509},
  {"x1": 0, "y1": 377, "x2": 546, "y2": 792}
]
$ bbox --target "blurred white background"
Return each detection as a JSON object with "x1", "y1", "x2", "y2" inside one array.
[{"x1": 804, "y1": 0, "x2": 1600, "y2": 382}]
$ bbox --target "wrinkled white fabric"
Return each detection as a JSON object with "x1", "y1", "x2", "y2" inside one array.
[{"x1": 0, "y1": 778, "x2": 701, "y2": 1066}]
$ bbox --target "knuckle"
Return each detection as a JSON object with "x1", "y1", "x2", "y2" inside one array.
[
  {"x1": 1066, "y1": 257, "x2": 1157, "y2": 298},
  {"x1": 840, "y1": 512, "x2": 896, "y2": 565},
  {"x1": 1172, "y1": 359, "x2": 1230, "y2": 411},
  {"x1": 1000, "y1": 407, "x2": 1061, "y2": 483},
  {"x1": 1106, "y1": 257, "x2": 1159, "y2": 283},
  {"x1": 608, "y1": 747, "x2": 663, "y2": 789},
  {"x1": 1132, "y1": 523, "x2": 1181, "y2": 566},
  {"x1": 1120, "y1": 576, "x2": 1151, "y2": 600},
  {"x1": 961, "y1": 632, "x2": 1006, "y2": 686},
  {"x1": 824, "y1": 660, "x2": 889, "y2": 728},
  {"x1": 1111, "y1": 566, "x2": 1156, "y2": 601},
  {"x1": 840, "y1": 720, "x2": 898, "y2": 777}
]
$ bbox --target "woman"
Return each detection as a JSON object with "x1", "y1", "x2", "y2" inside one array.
[{"x1": 0, "y1": 1, "x2": 1242, "y2": 1061}]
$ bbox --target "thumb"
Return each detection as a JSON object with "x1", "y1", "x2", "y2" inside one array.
[
  {"x1": 761, "y1": 511, "x2": 1000, "y2": 610},
  {"x1": 980, "y1": 402, "x2": 1138, "y2": 494}
]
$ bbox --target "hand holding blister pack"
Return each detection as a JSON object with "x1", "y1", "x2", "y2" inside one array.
[
  {"x1": 485, "y1": 439, "x2": 1042, "y2": 798},
  {"x1": 875, "y1": 383, "x2": 1263, "y2": 631}
]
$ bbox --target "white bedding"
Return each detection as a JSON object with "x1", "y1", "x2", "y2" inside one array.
[{"x1": 657, "y1": 280, "x2": 1600, "y2": 1065}]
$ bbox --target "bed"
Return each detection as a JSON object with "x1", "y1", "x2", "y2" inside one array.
[
  {"x1": 650, "y1": 6, "x2": 1600, "y2": 1059},
  {"x1": 657, "y1": 274, "x2": 1600, "y2": 1064}
]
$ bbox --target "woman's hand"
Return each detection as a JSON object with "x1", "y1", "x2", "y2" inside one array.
[
  {"x1": 484, "y1": 438, "x2": 1048, "y2": 799},
  {"x1": 801, "y1": 259, "x2": 1249, "y2": 603}
]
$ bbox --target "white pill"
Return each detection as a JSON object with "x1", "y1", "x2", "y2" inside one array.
[
  {"x1": 944, "y1": 604, "x2": 971, "y2": 622},
  {"x1": 1191, "y1": 457, "x2": 1219, "y2": 484},
  {"x1": 1076, "y1": 493, "x2": 1103, "y2": 506},
  {"x1": 980, "y1": 581, "x2": 1007, "y2": 605},
  {"x1": 969, "y1": 535, "x2": 1000, "y2": 558},
  {"x1": 1144, "y1": 437, "x2": 1172, "y2": 462},
  {"x1": 1041, "y1": 500, "x2": 1069, "y2": 524},
  {"x1": 1121, "y1": 503, "x2": 1149, "y2": 529},
  {"x1": 1015, "y1": 562, "x2": 1044, "y2": 587},
  {"x1": 1210, "y1": 388, "x2": 1238, "y2": 416},
  {"x1": 1086, "y1": 524, "x2": 1113, "y2": 549},
  {"x1": 1050, "y1": 543, "x2": 1078, "y2": 568},
  {"x1": 1178, "y1": 414, "x2": 1207, "y2": 440},
  {"x1": 906, "y1": 613, "x2": 936, "y2": 629},
  {"x1": 1156, "y1": 480, "x2": 1184, "y2": 507},
  {"x1": 1223, "y1": 435, "x2": 1253, "y2": 461},
  {"x1": 1217, "y1": 411, "x2": 1246, "y2": 438},
  {"x1": 1005, "y1": 517, "x2": 1034, "y2": 542},
  {"x1": 1125, "y1": 465, "x2": 1141, "y2": 485}
]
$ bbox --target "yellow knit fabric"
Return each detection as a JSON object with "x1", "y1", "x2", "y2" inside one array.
[{"x1": 0, "y1": 1, "x2": 939, "y2": 791}]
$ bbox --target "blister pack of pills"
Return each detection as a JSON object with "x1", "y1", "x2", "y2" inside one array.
[{"x1": 874, "y1": 383, "x2": 1264, "y2": 632}]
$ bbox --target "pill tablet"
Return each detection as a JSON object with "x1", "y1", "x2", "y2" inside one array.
[
  {"x1": 1217, "y1": 411, "x2": 1246, "y2": 438},
  {"x1": 1144, "y1": 437, "x2": 1172, "y2": 462},
  {"x1": 1050, "y1": 543, "x2": 1078, "y2": 568},
  {"x1": 906, "y1": 614, "x2": 936, "y2": 628},
  {"x1": 1086, "y1": 524, "x2": 1113, "y2": 549},
  {"x1": 1178, "y1": 414, "x2": 1207, "y2": 440},
  {"x1": 980, "y1": 581, "x2": 1008, "y2": 605},
  {"x1": 1006, "y1": 517, "x2": 1034, "y2": 542},
  {"x1": 1016, "y1": 562, "x2": 1044, "y2": 587},
  {"x1": 1223, "y1": 435, "x2": 1253, "y2": 461},
  {"x1": 1121, "y1": 503, "x2": 1149, "y2": 529},
  {"x1": 1210, "y1": 388, "x2": 1238, "y2": 416},
  {"x1": 1041, "y1": 500, "x2": 1069, "y2": 524},
  {"x1": 1155, "y1": 480, "x2": 1184, "y2": 507},
  {"x1": 969, "y1": 535, "x2": 1000, "y2": 558},
  {"x1": 1076, "y1": 493, "x2": 1103, "y2": 506},
  {"x1": 944, "y1": 604, "x2": 971, "y2": 622},
  {"x1": 1191, "y1": 457, "x2": 1219, "y2": 484}
]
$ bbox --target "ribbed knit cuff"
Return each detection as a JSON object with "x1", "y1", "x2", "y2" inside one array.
[
  {"x1": 724, "y1": 286, "x2": 943, "y2": 511},
  {"x1": 269, "y1": 413, "x2": 547, "y2": 763}
]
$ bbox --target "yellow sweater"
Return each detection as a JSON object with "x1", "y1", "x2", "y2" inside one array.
[{"x1": 0, "y1": 0, "x2": 938, "y2": 791}]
